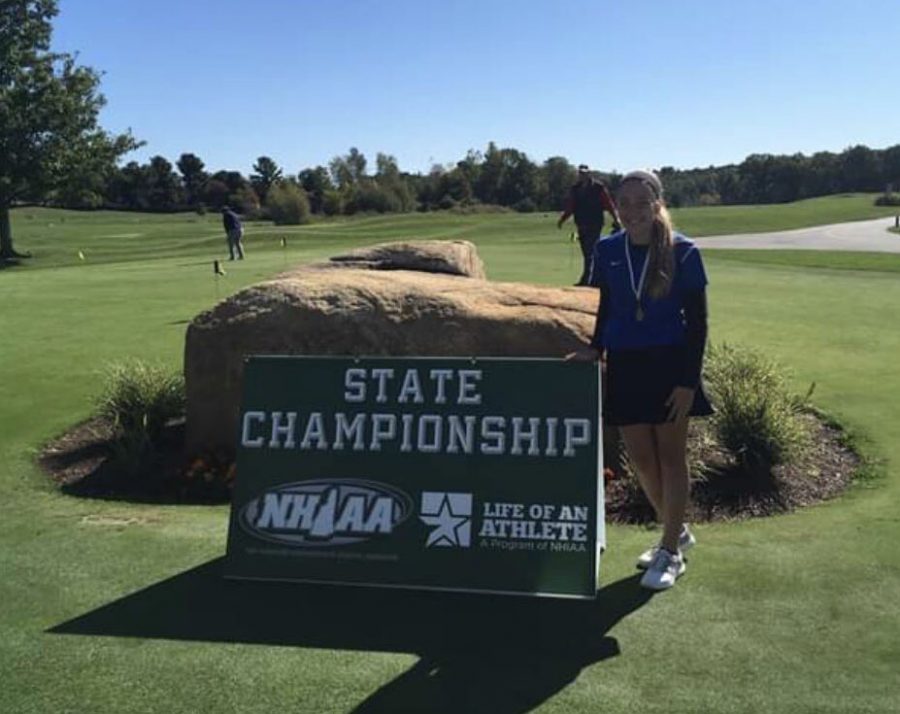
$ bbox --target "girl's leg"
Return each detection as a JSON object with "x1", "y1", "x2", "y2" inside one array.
[
  {"x1": 653, "y1": 417, "x2": 691, "y2": 553},
  {"x1": 619, "y1": 424, "x2": 663, "y2": 520}
]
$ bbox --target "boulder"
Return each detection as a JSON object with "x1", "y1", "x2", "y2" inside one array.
[
  {"x1": 184, "y1": 242, "x2": 599, "y2": 458},
  {"x1": 321, "y1": 239, "x2": 486, "y2": 278}
]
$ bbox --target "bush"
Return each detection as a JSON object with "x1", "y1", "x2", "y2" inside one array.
[
  {"x1": 513, "y1": 197, "x2": 537, "y2": 213},
  {"x1": 97, "y1": 361, "x2": 185, "y2": 440},
  {"x1": 874, "y1": 193, "x2": 900, "y2": 206},
  {"x1": 447, "y1": 203, "x2": 514, "y2": 215},
  {"x1": 322, "y1": 190, "x2": 344, "y2": 216},
  {"x1": 346, "y1": 183, "x2": 402, "y2": 214},
  {"x1": 267, "y1": 182, "x2": 311, "y2": 225},
  {"x1": 704, "y1": 343, "x2": 810, "y2": 474},
  {"x1": 231, "y1": 185, "x2": 261, "y2": 217},
  {"x1": 437, "y1": 194, "x2": 458, "y2": 210},
  {"x1": 96, "y1": 361, "x2": 185, "y2": 475}
]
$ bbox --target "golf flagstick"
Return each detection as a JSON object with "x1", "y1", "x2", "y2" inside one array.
[
  {"x1": 569, "y1": 231, "x2": 576, "y2": 273},
  {"x1": 213, "y1": 259, "x2": 226, "y2": 300}
]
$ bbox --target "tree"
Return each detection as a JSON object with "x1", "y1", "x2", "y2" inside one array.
[
  {"x1": 495, "y1": 148, "x2": 538, "y2": 207},
  {"x1": 106, "y1": 161, "x2": 149, "y2": 210},
  {"x1": 145, "y1": 155, "x2": 182, "y2": 210},
  {"x1": 103, "y1": 157, "x2": 181, "y2": 211},
  {"x1": 0, "y1": 0, "x2": 141, "y2": 260},
  {"x1": 437, "y1": 168, "x2": 473, "y2": 205},
  {"x1": 203, "y1": 170, "x2": 255, "y2": 211},
  {"x1": 231, "y1": 184, "x2": 260, "y2": 216},
  {"x1": 200, "y1": 178, "x2": 230, "y2": 210},
  {"x1": 329, "y1": 147, "x2": 367, "y2": 189},
  {"x1": 374, "y1": 153, "x2": 414, "y2": 211},
  {"x1": 456, "y1": 149, "x2": 482, "y2": 190},
  {"x1": 541, "y1": 156, "x2": 576, "y2": 210},
  {"x1": 882, "y1": 145, "x2": 900, "y2": 189},
  {"x1": 49, "y1": 137, "x2": 114, "y2": 208},
  {"x1": 266, "y1": 181, "x2": 310, "y2": 225},
  {"x1": 177, "y1": 153, "x2": 207, "y2": 206},
  {"x1": 346, "y1": 147, "x2": 367, "y2": 183},
  {"x1": 321, "y1": 189, "x2": 343, "y2": 216},
  {"x1": 840, "y1": 145, "x2": 881, "y2": 192},
  {"x1": 298, "y1": 166, "x2": 332, "y2": 213},
  {"x1": 250, "y1": 155, "x2": 282, "y2": 204},
  {"x1": 475, "y1": 142, "x2": 503, "y2": 204}
]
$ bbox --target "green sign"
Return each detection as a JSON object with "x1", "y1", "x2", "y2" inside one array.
[{"x1": 225, "y1": 356, "x2": 604, "y2": 599}]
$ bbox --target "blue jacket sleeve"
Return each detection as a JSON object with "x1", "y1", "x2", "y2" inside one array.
[
  {"x1": 678, "y1": 288, "x2": 708, "y2": 388},
  {"x1": 589, "y1": 283, "x2": 610, "y2": 350}
]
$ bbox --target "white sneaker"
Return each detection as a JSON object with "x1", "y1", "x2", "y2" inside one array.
[
  {"x1": 636, "y1": 525, "x2": 696, "y2": 570},
  {"x1": 640, "y1": 548, "x2": 686, "y2": 591}
]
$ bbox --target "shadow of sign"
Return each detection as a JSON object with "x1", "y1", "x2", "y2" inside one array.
[{"x1": 49, "y1": 558, "x2": 653, "y2": 713}]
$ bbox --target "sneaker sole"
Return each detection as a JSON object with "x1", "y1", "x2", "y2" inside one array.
[
  {"x1": 636, "y1": 555, "x2": 688, "y2": 571},
  {"x1": 640, "y1": 565, "x2": 687, "y2": 590},
  {"x1": 636, "y1": 537, "x2": 695, "y2": 570}
]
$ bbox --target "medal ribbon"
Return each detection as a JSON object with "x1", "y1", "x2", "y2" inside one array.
[{"x1": 624, "y1": 236, "x2": 649, "y2": 313}]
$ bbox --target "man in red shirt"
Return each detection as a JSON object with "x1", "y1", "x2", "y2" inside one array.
[{"x1": 558, "y1": 164, "x2": 621, "y2": 285}]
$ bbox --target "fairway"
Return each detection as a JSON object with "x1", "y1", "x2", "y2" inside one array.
[
  {"x1": 6, "y1": 192, "x2": 897, "y2": 271},
  {"x1": 2, "y1": 207, "x2": 899, "y2": 713}
]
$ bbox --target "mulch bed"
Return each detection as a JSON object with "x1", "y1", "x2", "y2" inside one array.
[
  {"x1": 40, "y1": 418, "x2": 231, "y2": 504},
  {"x1": 40, "y1": 412, "x2": 860, "y2": 522},
  {"x1": 605, "y1": 413, "x2": 859, "y2": 523}
]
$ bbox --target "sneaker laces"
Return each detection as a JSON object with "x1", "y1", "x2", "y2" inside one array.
[{"x1": 651, "y1": 548, "x2": 680, "y2": 573}]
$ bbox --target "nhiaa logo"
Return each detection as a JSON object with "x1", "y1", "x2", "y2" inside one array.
[{"x1": 239, "y1": 478, "x2": 413, "y2": 547}]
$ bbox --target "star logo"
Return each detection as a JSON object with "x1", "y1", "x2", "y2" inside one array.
[{"x1": 419, "y1": 492, "x2": 473, "y2": 548}]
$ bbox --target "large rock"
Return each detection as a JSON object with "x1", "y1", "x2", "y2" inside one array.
[
  {"x1": 322, "y1": 239, "x2": 486, "y2": 278},
  {"x1": 184, "y1": 242, "x2": 599, "y2": 458}
]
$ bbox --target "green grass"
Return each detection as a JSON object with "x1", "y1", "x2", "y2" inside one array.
[
  {"x1": 675, "y1": 192, "x2": 897, "y2": 235},
  {"x1": 5, "y1": 192, "x2": 897, "y2": 271},
  {"x1": 2, "y1": 206, "x2": 900, "y2": 712},
  {"x1": 704, "y1": 249, "x2": 900, "y2": 273}
]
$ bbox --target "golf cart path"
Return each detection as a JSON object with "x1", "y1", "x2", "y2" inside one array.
[{"x1": 694, "y1": 217, "x2": 900, "y2": 252}]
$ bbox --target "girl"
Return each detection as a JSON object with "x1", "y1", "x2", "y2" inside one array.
[{"x1": 570, "y1": 169, "x2": 712, "y2": 591}]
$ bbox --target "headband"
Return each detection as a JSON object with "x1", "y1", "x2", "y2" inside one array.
[{"x1": 621, "y1": 169, "x2": 663, "y2": 198}]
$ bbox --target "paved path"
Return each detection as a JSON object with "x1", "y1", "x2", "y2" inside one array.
[{"x1": 694, "y1": 217, "x2": 900, "y2": 253}]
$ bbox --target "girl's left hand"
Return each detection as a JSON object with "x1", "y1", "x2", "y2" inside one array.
[{"x1": 665, "y1": 386, "x2": 695, "y2": 422}]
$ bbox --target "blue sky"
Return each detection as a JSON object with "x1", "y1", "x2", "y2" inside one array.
[{"x1": 53, "y1": 0, "x2": 900, "y2": 176}]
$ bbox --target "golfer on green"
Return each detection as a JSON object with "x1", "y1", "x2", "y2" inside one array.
[
  {"x1": 557, "y1": 165, "x2": 621, "y2": 285},
  {"x1": 222, "y1": 205, "x2": 245, "y2": 260}
]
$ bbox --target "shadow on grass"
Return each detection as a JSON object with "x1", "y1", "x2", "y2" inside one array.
[
  {"x1": 49, "y1": 558, "x2": 652, "y2": 713},
  {"x1": 46, "y1": 421, "x2": 231, "y2": 505}
]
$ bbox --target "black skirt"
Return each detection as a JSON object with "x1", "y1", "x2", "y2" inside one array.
[{"x1": 604, "y1": 345, "x2": 714, "y2": 426}]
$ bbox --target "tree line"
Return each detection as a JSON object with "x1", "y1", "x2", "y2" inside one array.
[
  {"x1": 3, "y1": 1, "x2": 899, "y2": 261},
  {"x1": 43, "y1": 141, "x2": 900, "y2": 220}
]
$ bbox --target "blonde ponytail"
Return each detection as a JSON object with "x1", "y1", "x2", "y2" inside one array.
[{"x1": 646, "y1": 203, "x2": 675, "y2": 299}]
